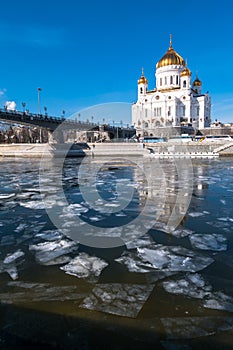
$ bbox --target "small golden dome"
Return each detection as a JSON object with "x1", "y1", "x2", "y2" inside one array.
[
  {"x1": 138, "y1": 67, "x2": 148, "y2": 84},
  {"x1": 180, "y1": 67, "x2": 192, "y2": 77},
  {"x1": 156, "y1": 36, "x2": 185, "y2": 69},
  {"x1": 193, "y1": 77, "x2": 202, "y2": 86}
]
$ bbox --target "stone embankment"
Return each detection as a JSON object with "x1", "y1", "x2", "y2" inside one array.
[
  {"x1": 0, "y1": 141, "x2": 233, "y2": 158},
  {"x1": 88, "y1": 141, "x2": 233, "y2": 158},
  {"x1": 0, "y1": 143, "x2": 54, "y2": 157}
]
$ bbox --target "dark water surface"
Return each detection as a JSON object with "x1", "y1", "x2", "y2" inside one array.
[{"x1": 0, "y1": 156, "x2": 233, "y2": 349}]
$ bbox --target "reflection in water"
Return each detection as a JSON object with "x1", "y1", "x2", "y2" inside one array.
[{"x1": 0, "y1": 157, "x2": 233, "y2": 348}]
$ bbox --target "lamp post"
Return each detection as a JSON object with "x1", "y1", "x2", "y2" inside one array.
[
  {"x1": 22, "y1": 102, "x2": 26, "y2": 113},
  {"x1": 37, "y1": 87, "x2": 42, "y2": 115}
]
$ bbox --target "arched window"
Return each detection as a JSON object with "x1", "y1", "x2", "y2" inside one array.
[
  {"x1": 176, "y1": 76, "x2": 179, "y2": 85},
  {"x1": 165, "y1": 77, "x2": 167, "y2": 85},
  {"x1": 140, "y1": 87, "x2": 143, "y2": 94},
  {"x1": 170, "y1": 76, "x2": 173, "y2": 84},
  {"x1": 183, "y1": 80, "x2": 186, "y2": 88},
  {"x1": 160, "y1": 78, "x2": 162, "y2": 86}
]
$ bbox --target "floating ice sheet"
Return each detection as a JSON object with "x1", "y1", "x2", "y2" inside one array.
[
  {"x1": 126, "y1": 234, "x2": 154, "y2": 250},
  {"x1": 80, "y1": 283, "x2": 154, "y2": 318},
  {"x1": 116, "y1": 245, "x2": 214, "y2": 274},
  {"x1": 162, "y1": 273, "x2": 233, "y2": 313},
  {"x1": 162, "y1": 273, "x2": 212, "y2": 299},
  {"x1": 188, "y1": 212, "x2": 205, "y2": 217},
  {"x1": 35, "y1": 230, "x2": 64, "y2": 241},
  {"x1": 168, "y1": 228, "x2": 194, "y2": 238},
  {"x1": 203, "y1": 291, "x2": 233, "y2": 312},
  {"x1": 0, "y1": 249, "x2": 25, "y2": 280},
  {"x1": 60, "y1": 253, "x2": 108, "y2": 282},
  {"x1": 0, "y1": 281, "x2": 89, "y2": 303},
  {"x1": 29, "y1": 239, "x2": 78, "y2": 265},
  {"x1": 189, "y1": 234, "x2": 227, "y2": 251},
  {"x1": 161, "y1": 316, "x2": 233, "y2": 340}
]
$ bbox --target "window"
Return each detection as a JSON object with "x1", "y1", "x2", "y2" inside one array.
[
  {"x1": 170, "y1": 76, "x2": 173, "y2": 84},
  {"x1": 154, "y1": 107, "x2": 161, "y2": 117},
  {"x1": 140, "y1": 87, "x2": 143, "y2": 94},
  {"x1": 183, "y1": 80, "x2": 186, "y2": 88},
  {"x1": 176, "y1": 75, "x2": 179, "y2": 85},
  {"x1": 168, "y1": 106, "x2": 171, "y2": 116},
  {"x1": 165, "y1": 77, "x2": 167, "y2": 85},
  {"x1": 182, "y1": 106, "x2": 185, "y2": 116},
  {"x1": 197, "y1": 106, "x2": 200, "y2": 116},
  {"x1": 160, "y1": 78, "x2": 162, "y2": 86}
]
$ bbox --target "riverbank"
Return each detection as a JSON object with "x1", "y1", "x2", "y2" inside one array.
[{"x1": 0, "y1": 141, "x2": 233, "y2": 158}]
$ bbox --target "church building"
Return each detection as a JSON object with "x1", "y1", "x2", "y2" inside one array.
[{"x1": 132, "y1": 36, "x2": 211, "y2": 136}]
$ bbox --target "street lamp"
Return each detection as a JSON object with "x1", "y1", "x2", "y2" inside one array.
[
  {"x1": 37, "y1": 87, "x2": 42, "y2": 115},
  {"x1": 44, "y1": 106, "x2": 47, "y2": 116},
  {"x1": 22, "y1": 102, "x2": 26, "y2": 113}
]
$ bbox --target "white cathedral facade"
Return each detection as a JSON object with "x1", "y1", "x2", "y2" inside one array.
[{"x1": 132, "y1": 37, "x2": 211, "y2": 136}]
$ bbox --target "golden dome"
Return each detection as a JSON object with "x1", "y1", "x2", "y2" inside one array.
[
  {"x1": 138, "y1": 67, "x2": 148, "y2": 84},
  {"x1": 180, "y1": 67, "x2": 192, "y2": 77},
  {"x1": 193, "y1": 76, "x2": 202, "y2": 86},
  {"x1": 156, "y1": 36, "x2": 185, "y2": 69}
]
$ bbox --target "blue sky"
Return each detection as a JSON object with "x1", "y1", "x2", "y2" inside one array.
[{"x1": 0, "y1": 0, "x2": 232, "y2": 125}]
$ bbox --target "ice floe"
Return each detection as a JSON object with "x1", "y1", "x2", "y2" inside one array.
[
  {"x1": 168, "y1": 228, "x2": 194, "y2": 238},
  {"x1": 80, "y1": 283, "x2": 154, "y2": 318},
  {"x1": 116, "y1": 245, "x2": 214, "y2": 274},
  {"x1": 162, "y1": 273, "x2": 233, "y2": 313},
  {"x1": 161, "y1": 316, "x2": 233, "y2": 339},
  {"x1": 188, "y1": 212, "x2": 205, "y2": 217},
  {"x1": 0, "y1": 249, "x2": 25, "y2": 280},
  {"x1": 60, "y1": 253, "x2": 108, "y2": 282},
  {"x1": 35, "y1": 230, "x2": 64, "y2": 241},
  {"x1": 0, "y1": 281, "x2": 89, "y2": 303},
  {"x1": 189, "y1": 234, "x2": 227, "y2": 251},
  {"x1": 162, "y1": 273, "x2": 212, "y2": 299},
  {"x1": 203, "y1": 292, "x2": 233, "y2": 312},
  {"x1": 125, "y1": 234, "x2": 154, "y2": 250},
  {"x1": 29, "y1": 239, "x2": 78, "y2": 265}
]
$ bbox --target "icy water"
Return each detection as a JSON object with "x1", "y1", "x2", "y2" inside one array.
[{"x1": 0, "y1": 156, "x2": 233, "y2": 349}]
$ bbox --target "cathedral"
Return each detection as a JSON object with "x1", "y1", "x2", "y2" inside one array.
[{"x1": 132, "y1": 36, "x2": 211, "y2": 136}]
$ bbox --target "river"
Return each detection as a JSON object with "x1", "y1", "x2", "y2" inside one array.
[{"x1": 0, "y1": 156, "x2": 233, "y2": 349}]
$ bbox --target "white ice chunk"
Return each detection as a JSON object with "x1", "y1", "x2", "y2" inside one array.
[
  {"x1": 0, "y1": 249, "x2": 25, "y2": 280},
  {"x1": 0, "y1": 193, "x2": 15, "y2": 200},
  {"x1": 35, "y1": 230, "x2": 64, "y2": 241},
  {"x1": 3, "y1": 250, "x2": 25, "y2": 264},
  {"x1": 19, "y1": 201, "x2": 48, "y2": 210},
  {"x1": 189, "y1": 234, "x2": 227, "y2": 251},
  {"x1": 126, "y1": 234, "x2": 154, "y2": 250},
  {"x1": 80, "y1": 283, "x2": 154, "y2": 318},
  {"x1": 14, "y1": 223, "x2": 28, "y2": 233},
  {"x1": 169, "y1": 228, "x2": 194, "y2": 238},
  {"x1": 188, "y1": 212, "x2": 205, "y2": 217},
  {"x1": 29, "y1": 239, "x2": 78, "y2": 264},
  {"x1": 60, "y1": 253, "x2": 108, "y2": 282},
  {"x1": 116, "y1": 245, "x2": 214, "y2": 274},
  {"x1": 162, "y1": 273, "x2": 212, "y2": 299},
  {"x1": 203, "y1": 291, "x2": 233, "y2": 312}
]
